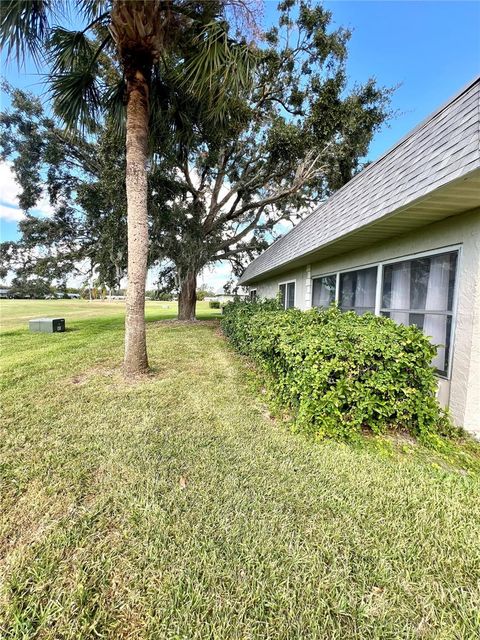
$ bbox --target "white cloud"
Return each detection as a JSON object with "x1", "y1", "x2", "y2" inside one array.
[
  {"x1": 0, "y1": 161, "x2": 22, "y2": 206},
  {"x1": 0, "y1": 203, "x2": 25, "y2": 222},
  {"x1": 33, "y1": 193, "x2": 55, "y2": 218},
  {"x1": 199, "y1": 261, "x2": 235, "y2": 292},
  {"x1": 0, "y1": 161, "x2": 55, "y2": 221}
]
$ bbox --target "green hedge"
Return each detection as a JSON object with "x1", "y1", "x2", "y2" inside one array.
[
  {"x1": 222, "y1": 300, "x2": 453, "y2": 441},
  {"x1": 209, "y1": 300, "x2": 221, "y2": 309}
]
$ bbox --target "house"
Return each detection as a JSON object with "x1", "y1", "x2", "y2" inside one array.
[{"x1": 239, "y1": 77, "x2": 480, "y2": 436}]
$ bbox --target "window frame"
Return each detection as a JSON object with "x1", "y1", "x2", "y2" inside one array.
[
  {"x1": 278, "y1": 279, "x2": 296, "y2": 310},
  {"x1": 311, "y1": 272, "x2": 337, "y2": 309},
  {"x1": 250, "y1": 288, "x2": 257, "y2": 302},
  {"x1": 309, "y1": 244, "x2": 462, "y2": 379},
  {"x1": 338, "y1": 265, "x2": 379, "y2": 315}
]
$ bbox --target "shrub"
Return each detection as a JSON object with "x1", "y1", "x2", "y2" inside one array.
[
  {"x1": 209, "y1": 300, "x2": 221, "y2": 309},
  {"x1": 222, "y1": 300, "x2": 453, "y2": 441}
]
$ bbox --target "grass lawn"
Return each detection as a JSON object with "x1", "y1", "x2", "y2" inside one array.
[{"x1": 1, "y1": 300, "x2": 479, "y2": 639}]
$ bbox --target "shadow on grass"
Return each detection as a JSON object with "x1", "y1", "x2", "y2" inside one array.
[{"x1": 1, "y1": 311, "x2": 221, "y2": 342}]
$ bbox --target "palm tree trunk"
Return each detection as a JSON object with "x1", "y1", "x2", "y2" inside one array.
[
  {"x1": 178, "y1": 269, "x2": 198, "y2": 321},
  {"x1": 124, "y1": 65, "x2": 150, "y2": 375}
]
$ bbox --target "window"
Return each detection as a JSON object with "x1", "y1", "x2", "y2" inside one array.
[
  {"x1": 309, "y1": 247, "x2": 459, "y2": 377},
  {"x1": 312, "y1": 274, "x2": 336, "y2": 308},
  {"x1": 381, "y1": 251, "x2": 458, "y2": 376},
  {"x1": 250, "y1": 289, "x2": 257, "y2": 302},
  {"x1": 339, "y1": 266, "x2": 377, "y2": 315},
  {"x1": 279, "y1": 281, "x2": 295, "y2": 309}
]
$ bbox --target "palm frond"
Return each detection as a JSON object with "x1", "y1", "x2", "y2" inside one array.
[
  {"x1": 104, "y1": 75, "x2": 127, "y2": 139},
  {"x1": 0, "y1": 0, "x2": 54, "y2": 64},
  {"x1": 50, "y1": 69, "x2": 102, "y2": 132},
  {"x1": 48, "y1": 29, "x2": 112, "y2": 133},
  {"x1": 181, "y1": 20, "x2": 259, "y2": 122},
  {"x1": 148, "y1": 68, "x2": 192, "y2": 155},
  {"x1": 48, "y1": 27, "x2": 98, "y2": 73},
  {"x1": 78, "y1": 0, "x2": 110, "y2": 23}
]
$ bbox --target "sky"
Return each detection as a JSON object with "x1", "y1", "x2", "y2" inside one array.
[{"x1": 1, "y1": 0, "x2": 479, "y2": 289}]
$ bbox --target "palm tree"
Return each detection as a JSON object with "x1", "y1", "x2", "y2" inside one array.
[{"x1": 1, "y1": 0, "x2": 257, "y2": 375}]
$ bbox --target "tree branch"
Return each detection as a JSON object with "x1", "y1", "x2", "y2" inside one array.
[
  {"x1": 214, "y1": 205, "x2": 266, "y2": 253},
  {"x1": 180, "y1": 160, "x2": 200, "y2": 198},
  {"x1": 210, "y1": 144, "x2": 332, "y2": 231}
]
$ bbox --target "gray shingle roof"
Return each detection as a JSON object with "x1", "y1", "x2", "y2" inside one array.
[{"x1": 239, "y1": 77, "x2": 480, "y2": 285}]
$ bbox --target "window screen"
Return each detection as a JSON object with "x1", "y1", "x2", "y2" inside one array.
[
  {"x1": 339, "y1": 266, "x2": 377, "y2": 315},
  {"x1": 312, "y1": 275, "x2": 336, "y2": 308},
  {"x1": 279, "y1": 282, "x2": 295, "y2": 309},
  {"x1": 381, "y1": 251, "x2": 457, "y2": 376}
]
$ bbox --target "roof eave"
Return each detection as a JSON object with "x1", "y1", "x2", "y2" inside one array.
[{"x1": 239, "y1": 167, "x2": 480, "y2": 285}]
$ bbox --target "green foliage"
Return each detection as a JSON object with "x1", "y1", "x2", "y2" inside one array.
[
  {"x1": 151, "y1": 0, "x2": 392, "y2": 317},
  {"x1": 222, "y1": 301, "x2": 454, "y2": 442},
  {"x1": 146, "y1": 290, "x2": 174, "y2": 301},
  {"x1": 209, "y1": 300, "x2": 221, "y2": 309},
  {"x1": 0, "y1": 0, "x2": 257, "y2": 133},
  {"x1": 9, "y1": 276, "x2": 52, "y2": 299},
  {"x1": 196, "y1": 288, "x2": 215, "y2": 301},
  {"x1": 0, "y1": 85, "x2": 127, "y2": 288}
]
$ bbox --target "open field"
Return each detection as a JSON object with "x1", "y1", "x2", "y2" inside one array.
[
  {"x1": 1, "y1": 300, "x2": 480, "y2": 639},
  {"x1": 0, "y1": 298, "x2": 221, "y2": 331}
]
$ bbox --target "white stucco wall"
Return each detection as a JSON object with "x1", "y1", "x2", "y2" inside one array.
[
  {"x1": 252, "y1": 268, "x2": 308, "y2": 308},
  {"x1": 252, "y1": 208, "x2": 480, "y2": 434}
]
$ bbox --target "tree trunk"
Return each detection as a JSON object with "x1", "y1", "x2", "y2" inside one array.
[
  {"x1": 178, "y1": 269, "x2": 197, "y2": 321},
  {"x1": 123, "y1": 65, "x2": 150, "y2": 375}
]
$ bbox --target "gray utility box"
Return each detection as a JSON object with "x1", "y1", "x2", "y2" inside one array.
[{"x1": 29, "y1": 317, "x2": 65, "y2": 333}]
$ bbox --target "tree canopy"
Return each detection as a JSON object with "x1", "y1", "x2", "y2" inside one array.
[{"x1": 1, "y1": 0, "x2": 393, "y2": 320}]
